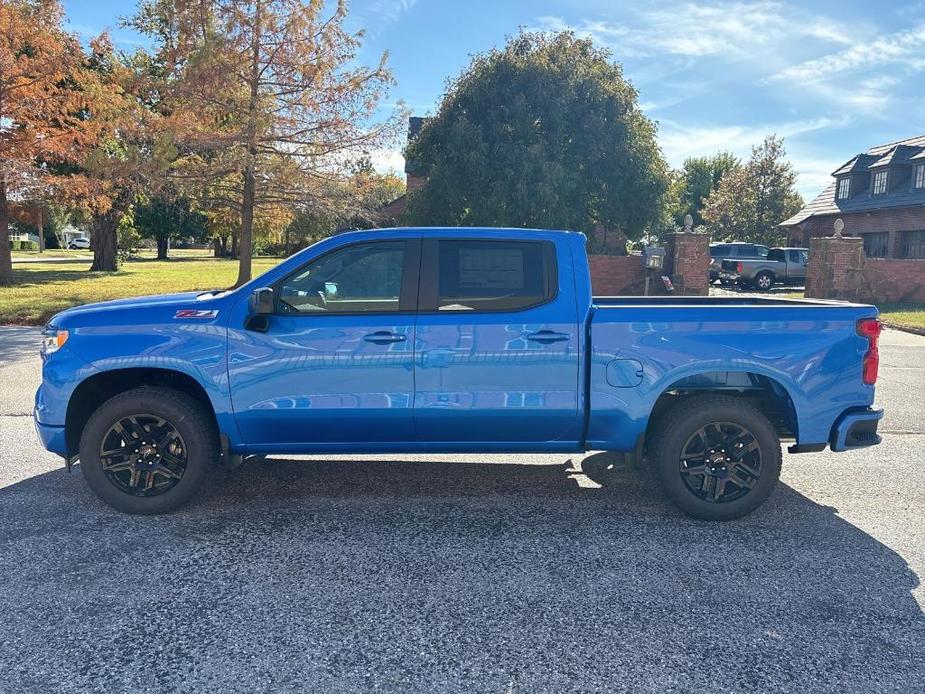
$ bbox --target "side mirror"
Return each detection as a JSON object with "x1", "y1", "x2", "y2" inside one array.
[
  {"x1": 245, "y1": 287, "x2": 273, "y2": 332},
  {"x1": 249, "y1": 287, "x2": 274, "y2": 315}
]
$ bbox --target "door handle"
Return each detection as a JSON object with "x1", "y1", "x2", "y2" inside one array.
[
  {"x1": 364, "y1": 331, "x2": 406, "y2": 344},
  {"x1": 526, "y1": 330, "x2": 570, "y2": 344}
]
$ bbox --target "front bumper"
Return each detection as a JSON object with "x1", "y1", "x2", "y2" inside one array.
[
  {"x1": 34, "y1": 416, "x2": 68, "y2": 457},
  {"x1": 831, "y1": 406, "x2": 884, "y2": 452}
]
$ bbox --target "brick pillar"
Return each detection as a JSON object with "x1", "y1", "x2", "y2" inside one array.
[
  {"x1": 665, "y1": 232, "x2": 710, "y2": 296},
  {"x1": 805, "y1": 235, "x2": 865, "y2": 300}
]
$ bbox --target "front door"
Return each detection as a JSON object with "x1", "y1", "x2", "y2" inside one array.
[
  {"x1": 413, "y1": 237, "x2": 581, "y2": 444},
  {"x1": 228, "y1": 238, "x2": 420, "y2": 447}
]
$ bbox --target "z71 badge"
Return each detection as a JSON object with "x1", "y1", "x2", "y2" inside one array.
[{"x1": 174, "y1": 309, "x2": 219, "y2": 319}]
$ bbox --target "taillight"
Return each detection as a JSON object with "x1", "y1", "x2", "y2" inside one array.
[
  {"x1": 857, "y1": 318, "x2": 881, "y2": 385},
  {"x1": 736, "y1": 262, "x2": 743, "y2": 273}
]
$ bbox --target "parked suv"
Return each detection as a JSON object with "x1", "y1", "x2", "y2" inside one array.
[
  {"x1": 67, "y1": 238, "x2": 90, "y2": 250},
  {"x1": 709, "y1": 243, "x2": 769, "y2": 282}
]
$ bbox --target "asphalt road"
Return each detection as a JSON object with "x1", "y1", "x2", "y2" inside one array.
[{"x1": 1, "y1": 326, "x2": 923, "y2": 693}]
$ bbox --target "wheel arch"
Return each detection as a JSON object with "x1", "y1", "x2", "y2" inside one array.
[
  {"x1": 65, "y1": 368, "x2": 220, "y2": 455},
  {"x1": 644, "y1": 370, "x2": 799, "y2": 449}
]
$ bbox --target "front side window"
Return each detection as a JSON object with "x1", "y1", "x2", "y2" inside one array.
[
  {"x1": 915, "y1": 164, "x2": 925, "y2": 190},
  {"x1": 279, "y1": 241, "x2": 406, "y2": 314},
  {"x1": 837, "y1": 177, "x2": 850, "y2": 200},
  {"x1": 434, "y1": 240, "x2": 552, "y2": 311},
  {"x1": 872, "y1": 170, "x2": 888, "y2": 195}
]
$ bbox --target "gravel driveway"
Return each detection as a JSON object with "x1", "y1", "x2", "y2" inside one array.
[{"x1": 1, "y1": 327, "x2": 923, "y2": 693}]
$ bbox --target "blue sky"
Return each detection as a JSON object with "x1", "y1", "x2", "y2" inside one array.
[{"x1": 64, "y1": 0, "x2": 925, "y2": 201}]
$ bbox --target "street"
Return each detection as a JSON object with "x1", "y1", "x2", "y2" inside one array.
[{"x1": 0, "y1": 326, "x2": 923, "y2": 693}]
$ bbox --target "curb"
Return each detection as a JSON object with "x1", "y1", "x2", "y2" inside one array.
[{"x1": 882, "y1": 321, "x2": 925, "y2": 337}]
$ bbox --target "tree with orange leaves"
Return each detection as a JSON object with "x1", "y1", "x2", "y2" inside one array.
[
  {"x1": 0, "y1": 0, "x2": 90, "y2": 285},
  {"x1": 131, "y1": 0, "x2": 402, "y2": 286}
]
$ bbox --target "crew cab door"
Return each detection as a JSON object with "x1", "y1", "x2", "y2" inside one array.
[
  {"x1": 227, "y1": 237, "x2": 421, "y2": 446},
  {"x1": 788, "y1": 248, "x2": 808, "y2": 281},
  {"x1": 413, "y1": 237, "x2": 581, "y2": 444}
]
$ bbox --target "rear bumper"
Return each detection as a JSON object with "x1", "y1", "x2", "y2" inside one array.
[
  {"x1": 831, "y1": 406, "x2": 884, "y2": 452},
  {"x1": 34, "y1": 416, "x2": 68, "y2": 457}
]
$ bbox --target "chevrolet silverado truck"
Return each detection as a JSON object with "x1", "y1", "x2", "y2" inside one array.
[
  {"x1": 35, "y1": 228, "x2": 884, "y2": 520},
  {"x1": 720, "y1": 247, "x2": 809, "y2": 290}
]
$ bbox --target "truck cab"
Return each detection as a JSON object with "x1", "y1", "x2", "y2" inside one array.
[{"x1": 35, "y1": 228, "x2": 883, "y2": 520}]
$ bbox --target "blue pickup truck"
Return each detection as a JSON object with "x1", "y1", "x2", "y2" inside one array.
[{"x1": 35, "y1": 228, "x2": 884, "y2": 520}]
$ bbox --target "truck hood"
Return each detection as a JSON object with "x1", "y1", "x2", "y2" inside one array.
[{"x1": 48, "y1": 291, "x2": 225, "y2": 327}]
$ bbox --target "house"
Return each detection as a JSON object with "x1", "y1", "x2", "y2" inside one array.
[
  {"x1": 371, "y1": 116, "x2": 429, "y2": 226},
  {"x1": 781, "y1": 134, "x2": 925, "y2": 261}
]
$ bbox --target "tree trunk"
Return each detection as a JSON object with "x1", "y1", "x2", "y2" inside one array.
[
  {"x1": 0, "y1": 180, "x2": 12, "y2": 286},
  {"x1": 37, "y1": 205, "x2": 45, "y2": 253},
  {"x1": 89, "y1": 211, "x2": 120, "y2": 272},
  {"x1": 90, "y1": 193, "x2": 132, "y2": 272},
  {"x1": 235, "y1": 164, "x2": 255, "y2": 287},
  {"x1": 230, "y1": 233, "x2": 238, "y2": 259},
  {"x1": 212, "y1": 237, "x2": 222, "y2": 257},
  {"x1": 156, "y1": 234, "x2": 169, "y2": 260}
]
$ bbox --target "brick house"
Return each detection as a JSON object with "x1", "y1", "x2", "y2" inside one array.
[
  {"x1": 782, "y1": 134, "x2": 925, "y2": 260},
  {"x1": 372, "y1": 116, "x2": 428, "y2": 226}
]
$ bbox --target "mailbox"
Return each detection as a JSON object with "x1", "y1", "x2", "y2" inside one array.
[{"x1": 642, "y1": 246, "x2": 665, "y2": 270}]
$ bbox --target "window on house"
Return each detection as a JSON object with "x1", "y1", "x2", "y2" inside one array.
[
  {"x1": 872, "y1": 170, "x2": 888, "y2": 195},
  {"x1": 899, "y1": 230, "x2": 925, "y2": 259},
  {"x1": 915, "y1": 164, "x2": 925, "y2": 190},
  {"x1": 862, "y1": 232, "x2": 889, "y2": 259},
  {"x1": 837, "y1": 177, "x2": 850, "y2": 200}
]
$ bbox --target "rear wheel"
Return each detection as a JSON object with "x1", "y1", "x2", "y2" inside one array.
[
  {"x1": 79, "y1": 387, "x2": 218, "y2": 514},
  {"x1": 754, "y1": 271, "x2": 774, "y2": 291},
  {"x1": 649, "y1": 395, "x2": 781, "y2": 520}
]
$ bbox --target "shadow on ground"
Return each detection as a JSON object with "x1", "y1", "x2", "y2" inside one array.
[{"x1": 0, "y1": 455, "x2": 922, "y2": 693}]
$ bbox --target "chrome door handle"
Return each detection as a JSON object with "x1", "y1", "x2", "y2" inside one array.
[
  {"x1": 526, "y1": 330, "x2": 570, "y2": 344},
  {"x1": 364, "y1": 331, "x2": 406, "y2": 344}
]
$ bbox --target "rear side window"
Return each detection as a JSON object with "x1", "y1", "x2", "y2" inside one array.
[
  {"x1": 768, "y1": 249, "x2": 785, "y2": 262},
  {"x1": 711, "y1": 245, "x2": 731, "y2": 257},
  {"x1": 430, "y1": 240, "x2": 554, "y2": 311}
]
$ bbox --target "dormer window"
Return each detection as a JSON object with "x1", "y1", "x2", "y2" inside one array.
[
  {"x1": 915, "y1": 163, "x2": 925, "y2": 190},
  {"x1": 872, "y1": 169, "x2": 888, "y2": 195},
  {"x1": 836, "y1": 177, "x2": 850, "y2": 200}
]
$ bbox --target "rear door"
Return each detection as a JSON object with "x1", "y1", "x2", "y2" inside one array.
[
  {"x1": 788, "y1": 249, "x2": 808, "y2": 281},
  {"x1": 413, "y1": 236, "x2": 581, "y2": 444}
]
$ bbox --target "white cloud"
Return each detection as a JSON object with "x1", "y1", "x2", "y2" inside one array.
[
  {"x1": 535, "y1": 2, "x2": 853, "y2": 59},
  {"x1": 369, "y1": 148, "x2": 405, "y2": 176},
  {"x1": 770, "y1": 24, "x2": 925, "y2": 83},
  {"x1": 656, "y1": 116, "x2": 848, "y2": 165}
]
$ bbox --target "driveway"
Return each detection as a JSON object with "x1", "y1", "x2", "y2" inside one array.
[{"x1": 1, "y1": 327, "x2": 923, "y2": 693}]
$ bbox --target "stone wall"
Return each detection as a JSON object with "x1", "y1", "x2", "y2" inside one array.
[
  {"x1": 664, "y1": 232, "x2": 710, "y2": 296},
  {"x1": 587, "y1": 254, "x2": 647, "y2": 295},
  {"x1": 805, "y1": 234, "x2": 925, "y2": 304},
  {"x1": 588, "y1": 232, "x2": 710, "y2": 296}
]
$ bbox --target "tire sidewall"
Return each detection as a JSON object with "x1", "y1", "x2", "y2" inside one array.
[
  {"x1": 79, "y1": 389, "x2": 212, "y2": 514},
  {"x1": 755, "y1": 272, "x2": 774, "y2": 290},
  {"x1": 652, "y1": 400, "x2": 781, "y2": 521}
]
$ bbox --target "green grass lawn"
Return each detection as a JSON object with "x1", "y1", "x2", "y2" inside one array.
[
  {"x1": 878, "y1": 304, "x2": 925, "y2": 333},
  {"x1": 0, "y1": 256, "x2": 282, "y2": 325}
]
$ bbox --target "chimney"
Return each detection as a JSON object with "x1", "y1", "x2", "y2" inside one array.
[{"x1": 404, "y1": 116, "x2": 428, "y2": 193}]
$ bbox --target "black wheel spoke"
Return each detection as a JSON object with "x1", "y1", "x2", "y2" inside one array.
[
  {"x1": 679, "y1": 421, "x2": 763, "y2": 504},
  {"x1": 100, "y1": 413, "x2": 187, "y2": 497}
]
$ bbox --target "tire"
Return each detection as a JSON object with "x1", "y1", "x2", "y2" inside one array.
[
  {"x1": 79, "y1": 386, "x2": 218, "y2": 514},
  {"x1": 753, "y1": 271, "x2": 774, "y2": 291},
  {"x1": 648, "y1": 395, "x2": 781, "y2": 521}
]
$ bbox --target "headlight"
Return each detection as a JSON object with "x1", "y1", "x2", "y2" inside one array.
[{"x1": 41, "y1": 328, "x2": 69, "y2": 356}]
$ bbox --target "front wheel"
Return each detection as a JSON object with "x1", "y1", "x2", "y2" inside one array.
[
  {"x1": 649, "y1": 395, "x2": 781, "y2": 520},
  {"x1": 79, "y1": 386, "x2": 218, "y2": 514}
]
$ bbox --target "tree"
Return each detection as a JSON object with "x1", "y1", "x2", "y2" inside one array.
[
  {"x1": 702, "y1": 136, "x2": 804, "y2": 246},
  {"x1": 134, "y1": 189, "x2": 208, "y2": 258},
  {"x1": 403, "y1": 31, "x2": 669, "y2": 247},
  {"x1": 134, "y1": 0, "x2": 401, "y2": 287},
  {"x1": 0, "y1": 0, "x2": 89, "y2": 285},
  {"x1": 671, "y1": 152, "x2": 740, "y2": 227},
  {"x1": 76, "y1": 37, "x2": 174, "y2": 272}
]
